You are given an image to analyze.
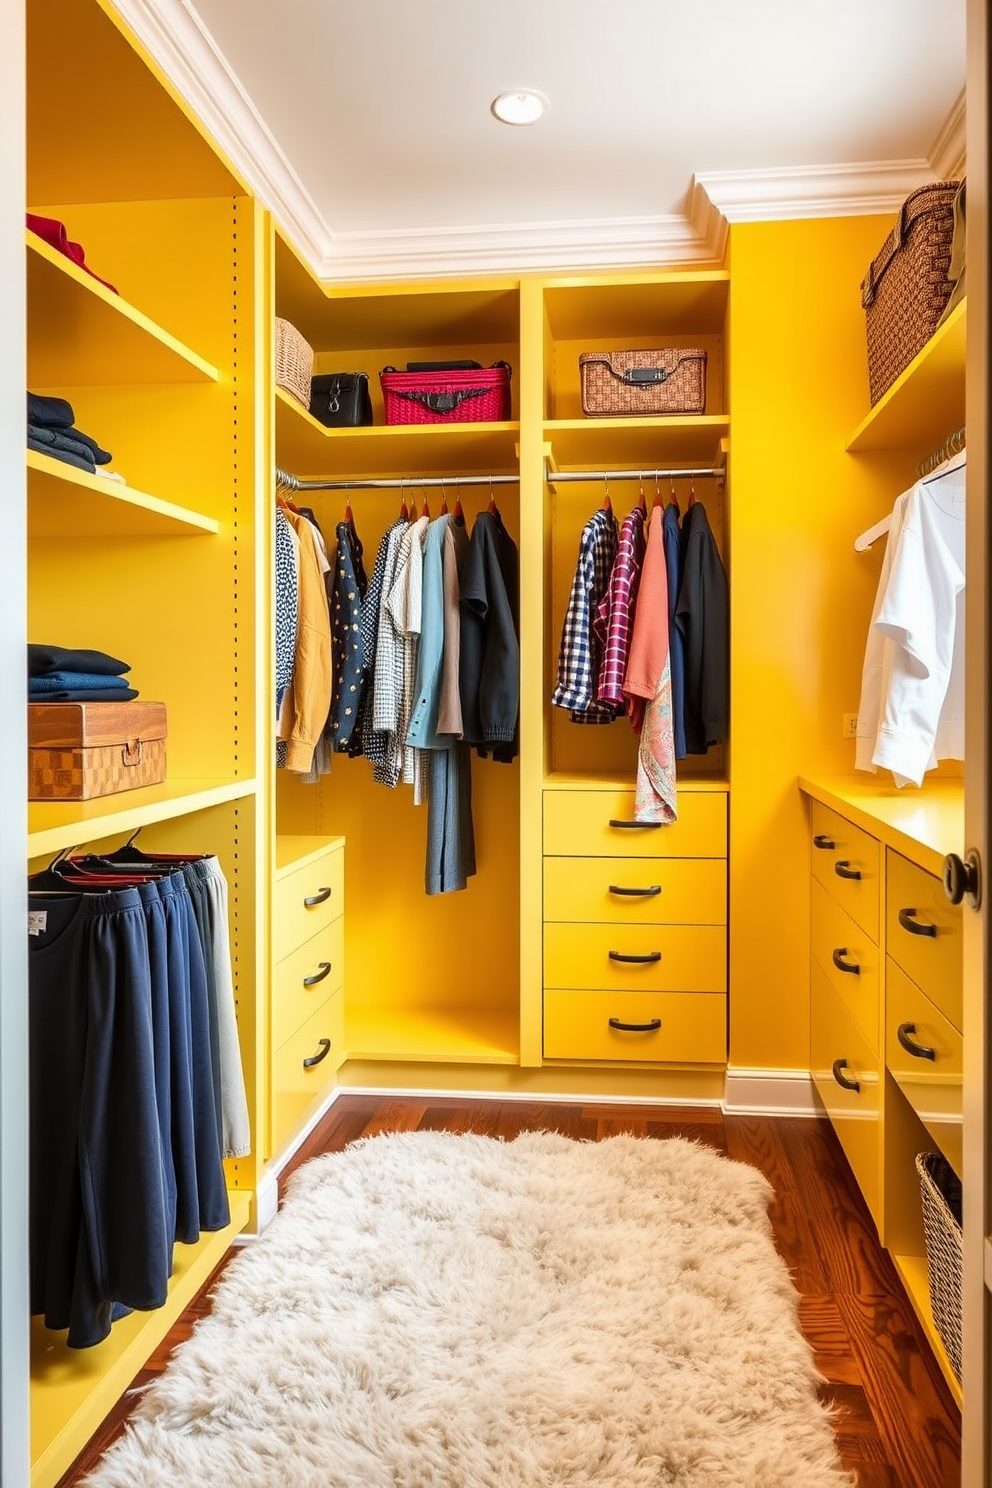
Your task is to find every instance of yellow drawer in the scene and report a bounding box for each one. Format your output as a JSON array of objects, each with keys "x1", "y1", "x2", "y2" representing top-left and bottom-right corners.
[
  {"x1": 810, "y1": 801, "x2": 880, "y2": 942},
  {"x1": 544, "y1": 990, "x2": 726, "y2": 1063},
  {"x1": 273, "y1": 844, "x2": 344, "y2": 961},
  {"x1": 543, "y1": 923, "x2": 726, "y2": 992},
  {"x1": 886, "y1": 850, "x2": 962, "y2": 1032},
  {"x1": 543, "y1": 790, "x2": 727, "y2": 859},
  {"x1": 272, "y1": 919, "x2": 345, "y2": 1051},
  {"x1": 543, "y1": 856, "x2": 726, "y2": 926},
  {"x1": 810, "y1": 878, "x2": 880, "y2": 1054},
  {"x1": 886, "y1": 958, "x2": 963, "y2": 1178},
  {"x1": 810, "y1": 961, "x2": 880, "y2": 1225},
  {"x1": 271, "y1": 991, "x2": 345, "y2": 1157}
]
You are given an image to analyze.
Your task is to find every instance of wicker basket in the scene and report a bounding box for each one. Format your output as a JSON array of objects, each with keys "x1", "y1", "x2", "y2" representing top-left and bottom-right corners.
[
  {"x1": 579, "y1": 349, "x2": 707, "y2": 417},
  {"x1": 275, "y1": 318, "x2": 314, "y2": 409},
  {"x1": 379, "y1": 363, "x2": 511, "y2": 425},
  {"x1": 915, "y1": 1151, "x2": 963, "y2": 1381},
  {"x1": 861, "y1": 182, "x2": 960, "y2": 406}
]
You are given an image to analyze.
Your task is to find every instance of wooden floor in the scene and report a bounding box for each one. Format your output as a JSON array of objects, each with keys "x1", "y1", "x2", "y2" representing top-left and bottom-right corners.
[{"x1": 57, "y1": 1097, "x2": 962, "y2": 1487}]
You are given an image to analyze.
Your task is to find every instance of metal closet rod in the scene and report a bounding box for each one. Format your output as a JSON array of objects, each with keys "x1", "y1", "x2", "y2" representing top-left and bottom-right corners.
[{"x1": 275, "y1": 463, "x2": 724, "y2": 493}]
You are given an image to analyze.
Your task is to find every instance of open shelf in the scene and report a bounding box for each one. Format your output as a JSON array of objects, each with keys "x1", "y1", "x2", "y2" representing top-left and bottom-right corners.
[
  {"x1": 345, "y1": 1004, "x2": 520, "y2": 1066},
  {"x1": 27, "y1": 450, "x2": 219, "y2": 538},
  {"x1": 847, "y1": 300, "x2": 966, "y2": 455},
  {"x1": 546, "y1": 416, "x2": 730, "y2": 471},
  {"x1": 28, "y1": 778, "x2": 257, "y2": 860},
  {"x1": 276, "y1": 387, "x2": 520, "y2": 479},
  {"x1": 890, "y1": 1251, "x2": 963, "y2": 1409},
  {"x1": 30, "y1": 1189, "x2": 250, "y2": 1488},
  {"x1": 27, "y1": 231, "x2": 220, "y2": 387},
  {"x1": 542, "y1": 271, "x2": 730, "y2": 340},
  {"x1": 275, "y1": 833, "x2": 346, "y2": 878}
]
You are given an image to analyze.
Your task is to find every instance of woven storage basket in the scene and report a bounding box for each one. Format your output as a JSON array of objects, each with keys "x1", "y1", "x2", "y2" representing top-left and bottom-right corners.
[
  {"x1": 579, "y1": 349, "x2": 707, "y2": 417},
  {"x1": 275, "y1": 318, "x2": 315, "y2": 408},
  {"x1": 915, "y1": 1151, "x2": 963, "y2": 1381},
  {"x1": 861, "y1": 182, "x2": 960, "y2": 406},
  {"x1": 379, "y1": 363, "x2": 511, "y2": 425}
]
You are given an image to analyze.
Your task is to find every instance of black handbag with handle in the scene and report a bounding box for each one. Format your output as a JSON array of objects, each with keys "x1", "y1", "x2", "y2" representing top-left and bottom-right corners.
[{"x1": 309, "y1": 372, "x2": 373, "y2": 428}]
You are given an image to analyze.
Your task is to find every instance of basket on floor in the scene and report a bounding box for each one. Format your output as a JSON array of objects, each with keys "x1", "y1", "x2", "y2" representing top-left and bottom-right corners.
[
  {"x1": 275, "y1": 317, "x2": 315, "y2": 409},
  {"x1": 915, "y1": 1150, "x2": 963, "y2": 1381}
]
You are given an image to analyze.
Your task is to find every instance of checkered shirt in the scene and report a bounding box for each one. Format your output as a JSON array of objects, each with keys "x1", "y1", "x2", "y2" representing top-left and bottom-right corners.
[
  {"x1": 551, "y1": 507, "x2": 619, "y2": 722},
  {"x1": 594, "y1": 505, "x2": 646, "y2": 708}
]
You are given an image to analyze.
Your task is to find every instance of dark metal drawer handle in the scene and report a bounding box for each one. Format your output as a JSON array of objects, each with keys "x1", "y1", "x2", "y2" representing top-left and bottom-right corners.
[
  {"x1": 302, "y1": 961, "x2": 332, "y2": 987},
  {"x1": 897, "y1": 907, "x2": 937, "y2": 938},
  {"x1": 304, "y1": 886, "x2": 332, "y2": 907},
  {"x1": 608, "y1": 1017, "x2": 662, "y2": 1032},
  {"x1": 608, "y1": 950, "x2": 662, "y2": 963},
  {"x1": 608, "y1": 884, "x2": 662, "y2": 897},
  {"x1": 835, "y1": 860, "x2": 862, "y2": 881},
  {"x1": 812, "y1": 834, "x2": 835, "y2": 850},
  {"x1": 302, "y1": 1037, "x2": 331, "y2": 1069},
  {"x1": 897, "y1": 1022, "x2": 936, "y2": 1061},
  {"x1": 831, "y1": 947, "x2": 860, "y2": 975},
  {"x1": 831, "y1": 1058, "x2": 861, "y2": 1093},
  {"x1": 608, "y1": 818, "x2": 662, "y2": 829}
]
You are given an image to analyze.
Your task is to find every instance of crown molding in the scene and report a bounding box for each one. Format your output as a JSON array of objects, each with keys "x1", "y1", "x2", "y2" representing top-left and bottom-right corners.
[
  {"x1": 929, "y1": 87, "x2": 966, "y2": 178},
  {"x1": 694, "y1": 158, "x2": 937, "y2": 224},
  {"x1": 108, "y1": 0, "x2": 332, "y2": 268}
]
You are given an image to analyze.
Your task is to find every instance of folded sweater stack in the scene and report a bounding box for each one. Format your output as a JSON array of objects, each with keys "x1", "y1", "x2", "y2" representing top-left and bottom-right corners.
[
  {"x1": 28, "y1": 644, "x2": 138, "y2": 702},
  {"x1": 28, "y1": 394, "x2": 117, "y2": 478}
]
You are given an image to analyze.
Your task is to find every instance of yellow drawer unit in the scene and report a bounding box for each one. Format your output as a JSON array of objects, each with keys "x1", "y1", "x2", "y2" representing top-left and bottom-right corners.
[
  {"x1": 886, "y1": 958, "x2": 963, "y2": 1178},
  {"x1": 273, "y1": 841, "x2": 344, "y2": 961},
  {"x1": 544, "y1": 990, "x2": 726, "y2": 1063},
  {"x1": 810, "y1": 878, "x2": 880, "y2": 1053},
  {"x1": 885, "y1": 850, "x2": 962, "y2": 1033},
  {"x1": 810, "y1": 961, "x2": 880, "y2": 1225},
  {"x1": 272, "y1": 918, "x2": 345, "y2": 1053},
  {"x1": 544, "y1": 923, "x2": 726, "y2": 993},
  {"x1": 809, "y1": 801, "x2": 880, "y2": 942},
  {"x1": 271, "y1": 990, "x2": 346, "y2": 1157},
  {"x1": 543, "y1": 856, "x2": 726, "y2": 926},
  {"x1": 543, "y1": 790, "x2": 727, "y2": 859}
]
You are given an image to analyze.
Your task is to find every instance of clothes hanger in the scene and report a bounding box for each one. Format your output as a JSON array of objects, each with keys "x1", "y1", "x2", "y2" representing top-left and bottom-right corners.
[
  {"x1": 453, "y1": 475, "x2": 465, "y2": 523},
  {"x1": 652, "y1": 471, "x2": 663, "y2": 510},
  {"x1": 638, "y1": 472, "x2": 647, "y2": 515},
  {"x1": 601, "y1": 474, "x2": 612, "y2": 513},
  {"x1": 853, "y1": 511, "x2": 894, "y2": 552},
  {"x1": 439, "y1": 477, "x2": 448, "y2": 516},
  {"x1": 687, "y1": 473, "x2": 697, "y2": 508},
  {"x1": 487, "y1": 473, "x2": 498, "y2": 515},
  {"x1": 422, "y1": 488, "x2": 431, "y2": 520},
  {"x1": 398, "y1": 477, "x2": 408, "y2": 522}
]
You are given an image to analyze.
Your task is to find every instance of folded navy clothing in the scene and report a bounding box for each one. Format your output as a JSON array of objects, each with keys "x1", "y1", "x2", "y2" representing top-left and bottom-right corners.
[
  {"x1": 30, "y1": 671, "x2": 132, "y2": 694},
  {"x1": 28, "y1": 644, "x2": 130, "y2": 677},
  {"x1": 61, "y1": 427, "x2": 111, "y2": 464},
  {"x1": 27, "y1": 392, "x2": 75, "y2": 429},
  {"x1": 28, "y1": 437, "x2": 95, "y2": 474},
  {"x1": 28, "y1": 687, "x2": 140, "y2": 702},
  {"x1": 28, "y1": 425, "x2": 111, "y2": 466}
]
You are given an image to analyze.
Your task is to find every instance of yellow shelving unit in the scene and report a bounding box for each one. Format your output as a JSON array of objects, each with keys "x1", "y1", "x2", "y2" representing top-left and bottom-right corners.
[
  {"x1": 27, "y1": 779, "x2": 258, "y2": 861},
  {"x1": 891, "y1": 1252, "x2": 963, "y2": 1408},
  {"x1": 346, "y1": 1005, "x2": 520, "y2": 1065},
  {"x1": 27, "y1": 450, "x2": 220, "y2": 538},
  {"x1": 545, "y1": 415, "x2": 730, "y2": 470},
  {"x1": 847, "y1": 299, "x2": 966, "y2": 453}
]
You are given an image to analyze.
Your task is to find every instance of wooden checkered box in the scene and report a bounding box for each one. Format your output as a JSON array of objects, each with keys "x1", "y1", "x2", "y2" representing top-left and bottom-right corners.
[{"x1": 28, "y1": 701, "x2": 167, "y2": 800}]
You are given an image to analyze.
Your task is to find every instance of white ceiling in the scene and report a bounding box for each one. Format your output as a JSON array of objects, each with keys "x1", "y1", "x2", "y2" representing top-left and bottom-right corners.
[{"x1": 134, "y1": 0, "x2": 967, "y2": 279}]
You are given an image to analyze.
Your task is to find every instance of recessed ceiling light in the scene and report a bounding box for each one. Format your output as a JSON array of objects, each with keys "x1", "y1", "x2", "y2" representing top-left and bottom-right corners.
[{"x1": 490, "y1": 90, "x2": 550, "y2": 126}]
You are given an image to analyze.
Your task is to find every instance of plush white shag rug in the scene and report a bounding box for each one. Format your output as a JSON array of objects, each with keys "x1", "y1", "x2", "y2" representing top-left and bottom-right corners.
[{"x1": 84, "y1": 1131, "x2": 853, "y2": 1487}]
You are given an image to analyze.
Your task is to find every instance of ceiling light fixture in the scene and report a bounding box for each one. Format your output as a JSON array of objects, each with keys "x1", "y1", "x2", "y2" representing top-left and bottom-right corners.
[{"x1": 490, "y1": 90, "x2": 550, "y2": 126}]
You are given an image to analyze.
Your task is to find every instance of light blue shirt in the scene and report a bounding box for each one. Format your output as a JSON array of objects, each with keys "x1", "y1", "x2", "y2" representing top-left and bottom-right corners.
[{"x1": 406, "y1": 514, "x2": 451, "y2": 750}]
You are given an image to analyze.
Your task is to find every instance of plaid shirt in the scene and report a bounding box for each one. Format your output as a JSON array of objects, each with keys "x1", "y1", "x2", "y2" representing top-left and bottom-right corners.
[
  {"x1": 594, "y1": 505, "x2": 646, "y2": 709},
  {"x1": 552, "y1": 507, "x2": 619, "y2": 722}
]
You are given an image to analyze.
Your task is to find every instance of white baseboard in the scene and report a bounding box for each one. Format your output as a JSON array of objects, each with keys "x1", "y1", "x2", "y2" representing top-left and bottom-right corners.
[
  {"x1": 722, "y1": 1068, "x2": 820, "y2": 1117},
  {"x1": 333, "y1": 1083, "x2": 723, "y2": 1108}
]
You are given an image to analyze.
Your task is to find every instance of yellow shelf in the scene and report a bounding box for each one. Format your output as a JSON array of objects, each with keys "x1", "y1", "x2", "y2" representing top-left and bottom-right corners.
[
  {"x1": 847, "y1": 300, "x2": 966, "y2": 454},
  {"x1": 27, "y1": 451, "x2": 220, "y2": 538},
  {"x1": 276, "y1": 387, "x2": 521, "y2": 479},
  {"x1": 30, "y1": 1190, "x2": 251, "y2": 1488},
  {"x1": 890, "y1": 1251, "x2": 963, "y2": 1409},
  {"x1": 797, "y1": 775, "x2": 963, "y2": 879},
  {"x1": 543, "y1": 270, "x2": 730, "y2": 340},
  {"x1": 28, "y1": 778, "x2": 257, "y2": 860},
  {"x1": 345, "y1": 1004, "x2": 520, "y2": 1065},
  {"x1": 545, "y1": 416, "x2": 730, "y2": 471},
  {"x1": 27, "y1": 230, "x2": 220, "y2": 386},
  {"x1": 275, "y1": 833, "x2": 346, "y2": 877}
]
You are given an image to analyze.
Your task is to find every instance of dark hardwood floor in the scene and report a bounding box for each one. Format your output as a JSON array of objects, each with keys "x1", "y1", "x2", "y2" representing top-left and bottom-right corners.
[{"x1": 57, "y1": 1098, "x2": 962, "y2": 1487}]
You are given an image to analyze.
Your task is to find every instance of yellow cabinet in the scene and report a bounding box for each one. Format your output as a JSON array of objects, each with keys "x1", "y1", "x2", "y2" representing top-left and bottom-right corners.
[
  {"x1": 810, "y1": 878, "x2": 881, "y2": 1052},
  {"x1": 271, "y1": 992, "x2": 346, "y2": 1157},
  {"x1": 272, "y1": 920, "x2": 345, "y2": 1053},
  {"x1": 544, "y1": 990, "x2": 726, "y2": 1063},
  {"x1": 810, "y1": 961, "x2": 880, "y2": 1225},
  {"x1": 543, "y1": 856, "x2": 726, "y2": 925},
  {"x1": 544, "y1": 923, "x2": 727, "y2": 993},
  {"x1": 543, "y1": 789, "x2": 727, "y2": 858},
  {"x1": 272, "y1": 842, "x2": 345, "y2": 962},
  {"x1": 810, "y1": 801, "x2": 880, "y2": 942},
  {"x1": 886, "y1": 958, "x2": 963, "y2": 1178},
  {"x1": 886, "y1": 850, "x2": 962, "y2": 1032}
]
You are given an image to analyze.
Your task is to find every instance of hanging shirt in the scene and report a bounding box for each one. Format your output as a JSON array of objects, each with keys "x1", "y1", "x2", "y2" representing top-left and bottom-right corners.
[
  {"x1": 552, "y1": 506, "x2": 618, "y2": 723},
  {"x1": 407, "y1": 514, "x2": 451, "y2": 751},
  {"x1": 351, "y1": 516, "x2": 407, "y2": 765},
  {"x1": 459, "y1": 510, "x2": 520, "y2": 761},
  {"x1": 856, "y1": 459, "x2": 966, "y2": 787},
  {"x1": 662, "y1": 501, "x2": 688, "y2": 760},
  {"x1": 594, "y1": 504, "x2": 645, "y2": 712},
  {"x1": 437, "y1": 518, "x2": 469, "y2": 738},
  {"x1": 370, "y1": 521, "x2": 410, "y2": 786},
  {"x1": 330, "y1": 518, "x2": 368, "y2": 752},
  {"x1": 623, "y1": 507, "x2": 677, "y2": 823},
  {"x1": 278, "y1": 508, "x2": 332, "y2": 774},
  {"x1": 386, "y1": 513, "x2": 430, "y2": 792},
  {"x1": 674, "y1": 501, "x2": 729, "y2": 754},
  {"x1": 274, "y1": 506, "x2": 298, "y2": 722}
]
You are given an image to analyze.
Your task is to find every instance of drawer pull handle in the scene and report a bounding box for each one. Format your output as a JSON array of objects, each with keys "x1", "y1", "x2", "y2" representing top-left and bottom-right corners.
[
  {"x1": 608, "y1": 884, "x2": 662, "y2": 897},
  {"x1": 303, "y1": 961, "x2": 332, "y2": 987},
  {"x1": 831, "y1": 1058, "x2": 861, "y2": 1093},
  {"x1": 608, "y1": 818, "x2": 662, "y2": 830},
  {"x1": 897, "y1": 1022, "x2": 936, "y2": 1061},
  {"x1": 831, "y1": 947, "x2": 860, "y2": 975},
  {"x1": 608, "y1": 950, "x2": 662, "y2": 963},
  {"x1": 302, "y1": 1037, "x2": 332, "y2": 1069},
  {"x1": 834, "y1": 860, "x2": 862, "y2": 881},
  {"x1": 812, "y1": 834, "x2": 835, "y2": 850},
  {"x1": 897, "y1": 907, "x2": 937, "y2": 938},
  {"x1": 608, "y1": 1017, "x2": 662, "y2": 1032},
  {"x1": 304, "y1": 886, "x2": 332, "y2": 907}
]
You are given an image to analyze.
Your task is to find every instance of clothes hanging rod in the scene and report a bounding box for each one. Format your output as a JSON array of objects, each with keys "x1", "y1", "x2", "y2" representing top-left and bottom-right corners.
[
  {"x1": 917, "y1": 424, "x2": 965, "y2": 479},
  {"x1": 546, "y1": 464, "x2": 725, "y2": 484},
  {"x1": 276, "y1": 462, "x2": 725, "y2": 493}
]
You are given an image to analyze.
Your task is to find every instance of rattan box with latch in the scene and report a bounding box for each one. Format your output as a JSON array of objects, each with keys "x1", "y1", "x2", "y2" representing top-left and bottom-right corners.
[{"x1": 579, "y1": 349, "x2": 707, "y2": 417}]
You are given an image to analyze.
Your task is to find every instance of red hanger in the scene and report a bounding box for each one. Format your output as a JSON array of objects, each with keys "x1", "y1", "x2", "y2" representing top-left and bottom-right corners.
[
  {"x1": 422, "y1": 492, "x2": 431, "y2": 519},
  {"x1": 637, "y1": 473, "x2": 647, "y2": 515},
  {"x1": 344, "y1": 499, "x2": 353, "y2": 524},
  {"x1": 688, "y1": 474, "x2": 698, "y2": 507},
  {"x1": 601, "y1": 475, "x2": 612, "y2": 513},
  {"x1": 439, "y1": 479, "x2": 448, "y2": 516}
]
